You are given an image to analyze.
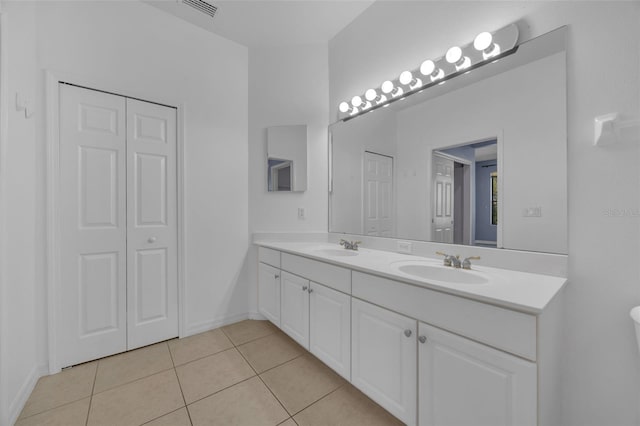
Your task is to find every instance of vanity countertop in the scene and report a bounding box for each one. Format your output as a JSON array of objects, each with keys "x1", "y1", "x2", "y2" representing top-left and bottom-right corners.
[{"x1": 254, "y1": 241, "x2": 567, "y2": 315}]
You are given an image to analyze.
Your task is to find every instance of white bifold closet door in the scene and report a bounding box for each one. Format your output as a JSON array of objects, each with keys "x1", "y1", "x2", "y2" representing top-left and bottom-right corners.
[{"x1": 58, "y1": 84, "x2": 178, "y2": 368}]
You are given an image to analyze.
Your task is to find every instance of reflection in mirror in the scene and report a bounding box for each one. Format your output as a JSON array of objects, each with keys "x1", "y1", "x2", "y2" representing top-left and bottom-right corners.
[
  {"x1": 432, "y1": 140, "x2": 498, "y2": 247},
  {"x1": 267, "y1": 125, "x2": 307, "y2": 192},
  {"x1": 329, "y1": 27, "x2": 567, "y2": 254}
]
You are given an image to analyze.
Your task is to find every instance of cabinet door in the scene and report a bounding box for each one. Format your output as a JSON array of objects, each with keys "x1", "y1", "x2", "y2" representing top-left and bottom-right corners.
[
  {"x1": 258, "y1": 262, "x2": 281, "y2": 326},
  {"x1": 280, "y1": 272, "x2": 310, "y2": 348},
  {"x1": 352, "y1": 298, "x2": 417, "y2": 425},
  {"x1": 309, "y1": 282, "x2": 351, "y2": 380},
  {"x1": 418, "y1": 322, "x2": 537, "y2": 426}
]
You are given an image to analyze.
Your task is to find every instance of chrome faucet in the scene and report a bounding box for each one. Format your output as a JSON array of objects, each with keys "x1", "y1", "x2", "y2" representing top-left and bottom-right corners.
[
  {"x1": 340, "y1": 239, "x2": 361, "y2": 251},
  {"x1": 436, "y1": 251, "x2": 459, "y2": 267}
]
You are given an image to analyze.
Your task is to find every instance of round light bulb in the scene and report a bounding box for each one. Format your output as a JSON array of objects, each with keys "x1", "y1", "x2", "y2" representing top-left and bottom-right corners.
[
  {"x1": 399, "y1": 71, "x2": 413, "y2": 86},
  {"x1": 381, "y1": 80, "x2": 394, "y2": 94},
  {"x1": 339, "y1": 102, "x2": 350, "y2": 113},
  {"x1": 474, "y1": 32, "x2": 493, "y2": 51},
  {"x1": 365, "y1": 89, "x2": 378, "y2": 102},
  {"x1": 351, "y1": 95, "x2": 363, "y2": 107},
  {"x1": 420, "y1": 60, "x2": 435, "y2": 76},
  {"x1": 446, "y1": 46, "x2": 462, "y2": 64}
]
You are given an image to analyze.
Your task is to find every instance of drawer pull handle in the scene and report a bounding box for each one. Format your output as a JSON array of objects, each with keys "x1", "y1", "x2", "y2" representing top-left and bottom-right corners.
[
  {"x1": 418, "y1": 335, "x2": 427, "y2": 344},
  {"x1": 302, "y1": 286, "x2": 308, "y2": 291},
  {"x1": 404, "y1": 329, "x2": 412, "y2": 338}
]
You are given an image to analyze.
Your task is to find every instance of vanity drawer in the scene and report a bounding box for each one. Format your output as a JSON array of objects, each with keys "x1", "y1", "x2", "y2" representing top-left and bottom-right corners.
[
  {"x1": 258, "y1": 247, "x2": 281, "y2": 268},
  {"x1": 281, "y1": 253, "x2": 351, "y2": 294},
  {"x1": 352, "y1": 271, "x2": 537, "y2": 361}
]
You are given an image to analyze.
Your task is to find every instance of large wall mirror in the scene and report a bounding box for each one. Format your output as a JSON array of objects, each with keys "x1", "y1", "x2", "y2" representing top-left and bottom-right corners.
[
  {"x1": 329, "y1": 27, "x2": 567, "y2": 254},
  {"x1": 267, "y1": 125, "x2": 308, "y2": 192}
]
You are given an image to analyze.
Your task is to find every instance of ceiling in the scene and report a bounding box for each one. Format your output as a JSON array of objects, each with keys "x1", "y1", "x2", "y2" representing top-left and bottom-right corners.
[{"x1": 145, "y1": 0, "x2": 375, "y2": 47}]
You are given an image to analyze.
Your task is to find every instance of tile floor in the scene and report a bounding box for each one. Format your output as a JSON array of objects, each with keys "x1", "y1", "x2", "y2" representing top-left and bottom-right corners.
[{"x1": 17, "y1": 320, "x2": 403, "y2": 426}]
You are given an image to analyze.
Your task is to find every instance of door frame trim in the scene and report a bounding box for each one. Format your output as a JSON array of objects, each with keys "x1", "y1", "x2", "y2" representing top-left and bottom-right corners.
[{"x1": 45, "y1": 70, "x2": 187, "y2": 373}]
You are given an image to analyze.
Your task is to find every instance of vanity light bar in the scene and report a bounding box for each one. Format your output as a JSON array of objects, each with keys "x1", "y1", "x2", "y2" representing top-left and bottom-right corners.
[{"x1": 337, "y1": 24, "x2": 519, "y2": 121}]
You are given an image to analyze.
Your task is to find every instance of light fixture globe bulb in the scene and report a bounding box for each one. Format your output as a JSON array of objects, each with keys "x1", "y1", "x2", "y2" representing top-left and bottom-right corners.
[
  {"x1": 365, "y1": 89, "x2": 377, "y2": 102},
  {"x1": 399, "y1": 71, "x2": 413, "y2": 86},
  {"x1": 420, "y1": 60, "x2": 435, "y2": 76},
  {"x1": 351, "y1": 95, "x2": 363, "y2": 107},
  {"x1": 446, "y1": 46, "x2": 462, "y2": 64},
  {"x1": 474, "y1": 32, "x2": 493, "y2": 51},
  {"x1": 381, "y1": 80, "x2": 394, "y2": 94},
  {"x1": 339, "y1": 102, "x2": 350, "y2": 113}
]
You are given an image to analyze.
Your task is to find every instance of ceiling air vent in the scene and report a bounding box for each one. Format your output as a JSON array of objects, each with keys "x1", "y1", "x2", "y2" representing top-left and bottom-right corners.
[{"x1": 182, "y1": 0, "x2": 218, "y2": 19}]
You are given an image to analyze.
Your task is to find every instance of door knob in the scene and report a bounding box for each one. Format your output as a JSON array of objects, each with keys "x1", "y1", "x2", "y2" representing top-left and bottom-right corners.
[
  {"x1": 147, "y1": 237, "x2": 157, "y2": 243},
  {"x1": 404, "y1": 329, "x2": 412, "y2": 337},
  {"x1": 418, "y1": 335, "x2": 427, "y2": 344},
  {"x1": 302, "y1": 286, "x2": 308, "y2": 291}
]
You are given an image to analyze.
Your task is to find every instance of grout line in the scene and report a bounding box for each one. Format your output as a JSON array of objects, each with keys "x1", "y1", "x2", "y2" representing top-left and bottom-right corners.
[
  {"x1": 140, "y1": 406, "x2": 188, "y2": 426},
  {"x1": 167, "y1": 344, "x2": 193, "y2": 426},
  {"x1": 171, "y1": 345, "x2": 235, "y2": 368},
  {"x1": 287, "y1": 383, "x2": 346, "y2": 418},
  {"x1": 184, "y1": 374, "x2": 258, "y2": 407},
  {"x1": 91, "y1": 365, "x2": 175, "y2": 397},
  {"x1": 85, "y1": 362, "x2": 99, "y2": 426},
  {"x1": 233, "y1": 340, "x2": 292, "y2": 417}
]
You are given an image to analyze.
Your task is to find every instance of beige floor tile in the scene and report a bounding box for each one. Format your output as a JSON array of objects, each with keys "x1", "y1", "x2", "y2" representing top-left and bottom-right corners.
[
  {"x1": 15, "y1": 398, "x2": 90, "y2": 426},
  {"x1": 260, "y1": 354, "x2": 345, "y2": 415},
  {"x1": 176, "y1": 348, "x2": 255, "y2": 404},
  {"x1": 19, "y1": 361, "x2": 97, "y2": 418},
  {"x1": 278, "y1": 418, "x2": 297, "y2": 426},
  {"x1": 222, "y1": 319, "x2": 278, "y2": 345},
  {"x1": 294, "y1": 384, "x2": 403, "y2": 426},
  {"x1": 188, "y1": 376, "x2": 288, "y2": 426},
  {"x1": 144, "y1": 407, "x2": 191, "y2": 426},
  {"x1": 168, "y1": 328, "x2": 233, "y2": 366},
  {"x1": 94, "y1": 342, "x2": 173, "y2": 393},
  {"x1": 88, "y1": 369, "x2": 184, "y2": 426},
  {"x1": 237, "y1": 331, "x2": 304, "y2": 373}
]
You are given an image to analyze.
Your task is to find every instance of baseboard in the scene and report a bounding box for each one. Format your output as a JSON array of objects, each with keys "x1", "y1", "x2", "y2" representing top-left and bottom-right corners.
[
  {"x1": 184, "y1": 312, "x2": 250, "y2": 337},
  {"x1": 248, "y1": 311, "x2": 266, "y2": 320},
  {"x1": 7, "y1": 363, "x2": 47, "y2": 426}
]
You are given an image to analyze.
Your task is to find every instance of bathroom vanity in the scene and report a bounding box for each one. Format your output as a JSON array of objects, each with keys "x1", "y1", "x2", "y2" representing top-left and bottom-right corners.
[{"x1": 255, "y1": 241, "x2": 566, "y2": 426}]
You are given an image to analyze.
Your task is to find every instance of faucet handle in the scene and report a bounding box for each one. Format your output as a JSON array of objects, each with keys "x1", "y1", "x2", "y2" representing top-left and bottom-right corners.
[
  {"x1": 462, "y1": 256, "x2": 480, "y2": 269},
  {"x1": 436, "y1": 251, "x2": 453, "y2": 266}
]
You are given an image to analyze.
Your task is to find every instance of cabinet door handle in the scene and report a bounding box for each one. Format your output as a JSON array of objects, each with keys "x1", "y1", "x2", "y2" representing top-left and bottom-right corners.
[
  {"x1": 302, "y1": 286, "x2": 308, "y2": 291},
  {"x1": 147, "y1": 236, "x2": 157, "y2": 243},
  {"x1": 418, "y1": 335, "x2": 427, "y2": 344},
  {"x1": 274, "y1": 274, "x2": 280, "y2": 279},
  {"x1": 404, "y1": 329, "x2": 412, "y2": 338},
  {"x1": 308, "y1": 288, "x2": 313, "y2": 293}
]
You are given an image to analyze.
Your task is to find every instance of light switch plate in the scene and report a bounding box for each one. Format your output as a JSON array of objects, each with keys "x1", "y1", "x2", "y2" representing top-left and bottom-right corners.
[
  {"x1": 523, "y1": 207, "x2": 542, "y2": 217},
  {"x1": 397, "y1": 241, "x2": 412, "y2": 254}
]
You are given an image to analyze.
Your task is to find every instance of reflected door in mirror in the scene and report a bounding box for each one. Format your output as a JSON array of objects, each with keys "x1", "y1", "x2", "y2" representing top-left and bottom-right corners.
[
  {"x1": 432, "y1": 154, "x2": 453, "y2": 243},
  {"x1": 364, "y1": 152, "x2": 393, "y2": 236}
]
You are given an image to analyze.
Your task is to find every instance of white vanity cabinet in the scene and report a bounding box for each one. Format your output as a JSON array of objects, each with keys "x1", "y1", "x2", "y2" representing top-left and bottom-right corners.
[
  {"x1": 257, "y1": 262, "x2": 281, "y2": 326},
  {"x1": 309, "y1": 282, "x2": 351, "y2": 380},
  {"x1": 351, "y1": 298, "x2": 417, "y2": 425},
  {"x1": 256, "y1": 245, "x2": 564, "y2": 426},
  {"x1": 418, "y1": 322, "x2": 537, "y2": 426},
  {"x1": 280, "y1": 271, "x2": 310, "y2": 347}
]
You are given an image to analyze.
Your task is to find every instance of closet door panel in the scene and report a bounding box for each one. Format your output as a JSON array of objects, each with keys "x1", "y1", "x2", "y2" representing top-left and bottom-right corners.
[
  {"x1": 58, "y1": 84, "x2": 127, "y2": 368},
  {"x1": 126, "y1": 98, "x2": 179, "y2": 350}
]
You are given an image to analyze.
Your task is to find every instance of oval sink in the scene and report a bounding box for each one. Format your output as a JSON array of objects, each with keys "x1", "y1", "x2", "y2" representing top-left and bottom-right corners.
[
  {"x1": 391, "y1": 261, "x2": 488, "y2": 285},
  {"x1": 312, "y1": 248, "x2": 359, "y2": 257}
]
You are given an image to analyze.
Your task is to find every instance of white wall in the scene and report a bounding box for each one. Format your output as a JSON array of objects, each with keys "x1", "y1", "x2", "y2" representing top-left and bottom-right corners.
[
  {"x1": 0, "y1": 1, "x2": 248, "y2": 424},
  {"x1": 329, "y1": 2, "x2": 640, "y2": 425},
  {"x1": 0, "y1": 2, "x2": 40, "y2": 424},
  {"x1": 247, "y1": 44, "x2": 329, "y2": 315}
]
